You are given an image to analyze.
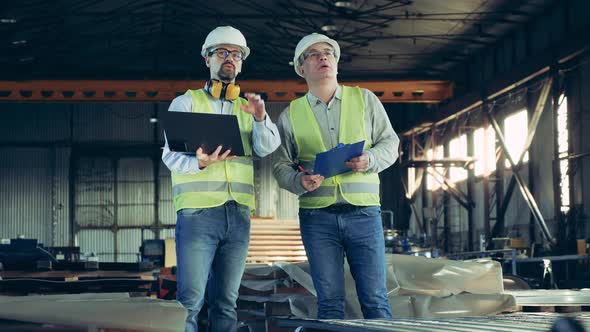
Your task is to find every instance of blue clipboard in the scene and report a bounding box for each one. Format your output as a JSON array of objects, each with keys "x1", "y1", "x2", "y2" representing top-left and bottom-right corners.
[{"x1": 313, "y1": 140, "x2": 365, "y2": 178}]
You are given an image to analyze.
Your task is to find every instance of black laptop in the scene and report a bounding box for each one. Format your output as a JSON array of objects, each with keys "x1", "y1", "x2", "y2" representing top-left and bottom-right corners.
[{"x1": 161, "y1": 111, "x2": 245, "y2": 156}]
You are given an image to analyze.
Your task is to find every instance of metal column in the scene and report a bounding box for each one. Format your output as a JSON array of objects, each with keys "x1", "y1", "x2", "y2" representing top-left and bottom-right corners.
[{"x1": 485, "y1": 78, "x2": 556, "y2": 245}]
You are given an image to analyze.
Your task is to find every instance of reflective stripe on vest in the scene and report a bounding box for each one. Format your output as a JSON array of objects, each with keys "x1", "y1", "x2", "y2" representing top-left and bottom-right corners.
[
  {"x1": 289, "y1": 86, "x2": 380, "y2": 208},
  {"x1": 170, "y1": 89, "x2": 255, "y2": 211}
]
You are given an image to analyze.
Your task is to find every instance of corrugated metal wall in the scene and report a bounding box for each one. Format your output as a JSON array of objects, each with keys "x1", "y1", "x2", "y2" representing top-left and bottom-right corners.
[
  {"x1": 75, "y1": 157, "x2": 115, "y2": 227},
  {"x1": 117, "y1": 158, "x2": 154, "y2": 227},
  {"x1": 72, "y1": 103, "x2": 154, "y2": 143},
  {"x1": 74, "y1": 156, "x2": 163, "y2": 261},
  {"x1": 502, "y1": 170, "x2": 533, "y2": 239},
  {"x1": 0, "y1": 104, "x2": 70, "y2": 142},
  {"x1": 257, "y1": 102, "x2": 299, "y2": 220},
  {"x1": 254, "y1": 157, "x2": 278, "y2": 218},
  {"x1": 0, "y1": 101, "x2": 168, "y2": 260},
  {"x1": 0, "y1": 148, "x2": 52, "y2": 245},
  {"x1": 0, "y1": 101, "x2": 71, "y2": 246},
  {"x1": 161, "y1": 228, "x2": 175, "y2": 239},
  {"x1": 53, "y1": 147, "x2": 71, "y2": 247},
  {"x1": 77, "y1": 229, "x2": 114, "y2": 262},
  {"x1": 158, "y1": 161, "x2": 175, "y2": 225},
  {"x1": 268, "y1": 103, "x2": 299, "y2": 220},
  {"x1": 116, "y1": 229, "x2": 154, "y2": 263},
  {"x1": 472, "y1": 177, "x2": 485, "y2": 249},
  {"x1": 447, "y1": 182, "x2": 468, "y2": 252}
]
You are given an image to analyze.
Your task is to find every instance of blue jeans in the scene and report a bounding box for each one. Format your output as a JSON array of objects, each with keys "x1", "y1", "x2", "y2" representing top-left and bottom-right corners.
[
  {"x1": 299, "y1": 205, "x2": 392, "y2": 319},
  {"x1": 175, "y1": 201, "x2": 250, "y2": 332}
]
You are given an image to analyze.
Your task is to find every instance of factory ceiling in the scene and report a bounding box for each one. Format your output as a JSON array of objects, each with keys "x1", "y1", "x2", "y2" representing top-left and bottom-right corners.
[{"x1": 0, "y1": 0, "x2": 555, "y2": 81}]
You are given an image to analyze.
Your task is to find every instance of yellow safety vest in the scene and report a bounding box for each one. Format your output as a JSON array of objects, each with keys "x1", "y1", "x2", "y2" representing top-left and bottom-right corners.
[
  {"x1": 171, "y1": 89, "x2": 255, "y2": 211},
  {"x1": 289, "y1": 86, "x2": 381, "y2": 208}
]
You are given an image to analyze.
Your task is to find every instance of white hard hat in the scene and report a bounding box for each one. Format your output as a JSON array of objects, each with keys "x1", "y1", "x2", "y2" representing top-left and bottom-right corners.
[
  {"x1": 201, "y1": 26, "x2": 250, "y2": 59},
  {"x1": 293, "y1": 33, "x2": 340, "y2": 77}
]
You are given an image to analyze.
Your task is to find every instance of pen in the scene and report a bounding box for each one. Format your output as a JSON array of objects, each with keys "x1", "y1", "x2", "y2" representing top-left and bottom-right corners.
[
  {"x1": 294, "y1": 163, "x2": 312, "y2": 175},
  {"x1": 297, "y1": 164, "x2": 306, "y2": 173}
]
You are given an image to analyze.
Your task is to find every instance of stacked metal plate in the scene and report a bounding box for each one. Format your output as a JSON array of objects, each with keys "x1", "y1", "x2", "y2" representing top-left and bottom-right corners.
[
  {"x1": 507, "y1": 289, "x2": 590, "y2": 306},
  {"x1": 277, "y1": 313, "x2": 590, "y2": 332}
]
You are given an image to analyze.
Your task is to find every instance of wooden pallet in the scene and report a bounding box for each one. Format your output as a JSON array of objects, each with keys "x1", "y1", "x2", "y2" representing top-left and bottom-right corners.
[{"x1": 247, "y1": 219, "x2": 307, "y2": 264}]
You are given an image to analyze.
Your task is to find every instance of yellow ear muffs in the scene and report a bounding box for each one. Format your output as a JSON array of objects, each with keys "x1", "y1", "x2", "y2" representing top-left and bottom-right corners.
[
  {"x1": 207, "y1": 79, "x2": 223, "y2": 99},
  {"x1": 205, "y1": 79, "x2": 241, "y2": 100},
  {"x1": 224, "y1": 83, "x2": 240, "y2": 100}
]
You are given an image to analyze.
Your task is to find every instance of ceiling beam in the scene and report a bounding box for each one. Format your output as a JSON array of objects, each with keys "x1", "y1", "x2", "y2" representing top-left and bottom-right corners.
[{"x1": 0, "y1": 80, "x2": 453, "y2": 103}]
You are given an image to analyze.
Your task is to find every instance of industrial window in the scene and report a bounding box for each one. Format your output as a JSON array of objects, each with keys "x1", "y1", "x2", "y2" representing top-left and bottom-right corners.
[
  {"x1": 474, "y1": 125, "x2": 496, "y2": 176},
  {"x1": 74, "y1": 157, "x2": 157, "y2": 262},
  {"x1": 426, "y1": 146, "x2": 444, "y2": 191},
  {"x1": 503, "y1": 109, "x2": 529, "y2": 168},
  {"x1": 557, "y1": 94, "x2": 570, "y2": 213},
  {"x1": 449, "y1": 134, "x2": 467, "y2": 183}
]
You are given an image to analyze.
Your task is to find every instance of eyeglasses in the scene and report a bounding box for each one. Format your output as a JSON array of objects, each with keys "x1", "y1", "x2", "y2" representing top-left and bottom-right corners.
[
  {"x1": 208, "y1": 48, "x2": 244, "y2": 61},
  {"x1": 303, "y1": 49, "x2": 336, "y2": 61}
]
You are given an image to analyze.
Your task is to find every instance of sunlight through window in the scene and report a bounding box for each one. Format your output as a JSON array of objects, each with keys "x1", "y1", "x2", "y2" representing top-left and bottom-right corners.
[
  {"x1": 474, "y1": 126, "x2": 496, "y2": 176},
  {"x1": 426, "y1": 146, "x2": 444, "y2": 191},
  {"x1": 557, "y1": 94, "x2": 570, "y2": 213},
  {"x1": 449, "y1": 134, "x2": 467, "y2": 183},
  {"x1": 503, "y1": 109, "x2": 529, "y2": 168}
]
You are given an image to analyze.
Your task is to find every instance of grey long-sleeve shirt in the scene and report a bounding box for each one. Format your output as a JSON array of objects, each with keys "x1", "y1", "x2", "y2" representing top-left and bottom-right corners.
[{"x1": 272, "y1": 85, "x2": 400, "y2": 197}]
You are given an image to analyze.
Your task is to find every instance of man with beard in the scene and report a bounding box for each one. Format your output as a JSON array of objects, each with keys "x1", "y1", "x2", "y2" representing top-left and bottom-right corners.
[
  {"x1": 162, "y1": 26, "x2": 280, "y2": 332},
  {"x1": 272, "y1": 33, "x2": 398, "y2": 319}
]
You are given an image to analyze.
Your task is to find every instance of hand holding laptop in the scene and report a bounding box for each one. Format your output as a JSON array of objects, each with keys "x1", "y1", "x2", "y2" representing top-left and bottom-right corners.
[
  {"x1": 196, "y1": 145, "x2": 237, "y2": 169},
  {"x1": 161, "y1": 112, "x2": 246, "y2": 156}
]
